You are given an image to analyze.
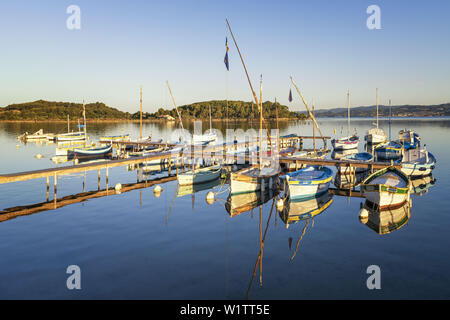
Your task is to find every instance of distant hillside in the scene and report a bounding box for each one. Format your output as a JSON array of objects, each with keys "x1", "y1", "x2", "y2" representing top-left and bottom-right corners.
[
  {"x1": 0, "y1": 100, "x2": 130, "y2": 120},
  {"x1": 314, "y1": 103, "x2": 450, "y2": 117},
  {"x1": 131, "y1": 100, "x2": 304, "y2": 120}
]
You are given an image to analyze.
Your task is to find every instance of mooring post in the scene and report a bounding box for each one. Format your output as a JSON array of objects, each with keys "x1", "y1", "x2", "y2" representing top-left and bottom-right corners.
[
  {"x1": 46, "y1": 176, "x2": 49, "y2": 202},
  {"x1": 106, "y1": 165, "x2": 109, "y2": 192},
  {"x1": 53, "y1": 172, "x2": 57, "y2": 208},
  {"x1": 98, "y1": 169, "x2": 101, "y2": 190}
]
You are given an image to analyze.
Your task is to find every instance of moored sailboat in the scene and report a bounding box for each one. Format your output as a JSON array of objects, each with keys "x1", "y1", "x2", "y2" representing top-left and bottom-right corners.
[
  {"x1": 364, "y1": 88, "x2": 387, "y2": 144},
  {"x1": 177, "y1": 164, "x2": 222, "y2": 186},
  {"x1": 332, "y1": 91, "x2": 359, "y2": 150}
]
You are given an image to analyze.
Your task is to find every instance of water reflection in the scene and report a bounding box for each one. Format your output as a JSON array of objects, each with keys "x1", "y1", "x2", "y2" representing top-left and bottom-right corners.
[
  {"x1": 225, "y1": 189, "x2": 277, "y2": 217},
  {"x1": 359, "y1": 200, "x2": 411, "y2": 235},
  {"x1": 411, "y1": 174, "x2": 436, "y2": 196}
]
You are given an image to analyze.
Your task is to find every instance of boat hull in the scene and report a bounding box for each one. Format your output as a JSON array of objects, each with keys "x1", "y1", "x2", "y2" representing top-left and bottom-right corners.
[
  {"x1": 230, "y1": 166, "x2": 280, "y2": 195},
  {"x1": 177, "y1": 165, "x2": 222, "y2": 186},
  {"x1": 331, "y1": 136, "x2": 359, "y2": 150}
]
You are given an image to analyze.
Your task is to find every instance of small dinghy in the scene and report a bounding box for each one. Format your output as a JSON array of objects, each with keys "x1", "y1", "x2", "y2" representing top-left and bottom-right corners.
[
  {"x1": 331, "y1": 148, "x2": 358, "y2": 160},
  {"x1": 361, "y1": 167, "x2": 411, "y2": 209},
  {"x1": 68, "y1": 145, "x2": 113, "y2": 159},
  {"x1": 177, "y1": 164, "x2": 222, "y2": 186},
  {"x1": 284, "y1": 166, "x2": 333, "y2": 201},
  {"x1": 374, "y1": 141, "x2": 403, "y2": 160},
  {"x1": 339, "y1": 152, "x2": 374, "y2": 174},
  {"x1": 56, "y1": 131, "x2": 87, "y2": 142},
  {"x1": 279, "y1": 191, "x2": 333, "y2": 227},
  {"x1": 401, "y1": 148, "x2": 436, "y2": 177},
  {"x1": 331, "y1": 135, "x2": 359, "y2": 150}
]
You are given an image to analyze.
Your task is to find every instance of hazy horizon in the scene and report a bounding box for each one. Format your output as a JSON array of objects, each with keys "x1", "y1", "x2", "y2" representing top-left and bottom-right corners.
[{"x1": 1, "y1": 0, "x2": 449, "y2": 113}]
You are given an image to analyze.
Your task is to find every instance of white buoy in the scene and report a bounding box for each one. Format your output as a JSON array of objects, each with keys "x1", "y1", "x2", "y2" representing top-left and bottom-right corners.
[
  {"x1": 74, "y1": 158, "x2": 79, "y2": 165},
  {"x1": 276, "y1": 198, "x2": 284, "y2": 211},
  {"x1": 206, "y1": 191, "x2": 215, "y2": 205},
  {"x1": 154, "y1": 185, "x2": 163, "y2": 198},
  {"x1": 359, "y1": 208, "x2": 369, "y2": 224},
  {"x1": 34, "y1": 153, "x2": 43, "y2": 159},
  {"x1": 115, "y1": 183, "x2": 122, "y2": 192}
]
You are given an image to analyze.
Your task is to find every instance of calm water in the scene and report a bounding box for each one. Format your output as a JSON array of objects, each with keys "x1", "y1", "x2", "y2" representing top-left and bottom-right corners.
[{"x1": 0, "y1": 118, "x2": 449, "y2": 299}]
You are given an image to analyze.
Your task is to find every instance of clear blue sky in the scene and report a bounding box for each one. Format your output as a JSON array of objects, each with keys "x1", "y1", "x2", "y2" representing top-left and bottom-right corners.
[{"x1": 0, "y1": 0, "x2": 449, "y2": 112}]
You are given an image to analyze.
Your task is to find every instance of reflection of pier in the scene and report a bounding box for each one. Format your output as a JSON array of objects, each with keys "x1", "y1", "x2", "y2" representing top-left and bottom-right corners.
[{"x1": 0, "y1": 176, "x2": 177, "y2": 224}]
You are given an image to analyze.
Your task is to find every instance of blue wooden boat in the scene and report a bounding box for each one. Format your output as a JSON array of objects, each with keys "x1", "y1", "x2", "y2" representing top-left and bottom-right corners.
[
  {"x1": 340, "y1": 152, "x2": 374, "y2": 173},
  {"x1": 68, "y1": 145, "x2": 113, "y2": 159},
  {"x1": 284, "y1": 166, "x2": 333, "y2": 201},
  {"x1": 374, "y1": 141, "x2": 403, "y2": 160},
  {"x1": 401, "y1": 149, "x2": 436, "y2": 177}
]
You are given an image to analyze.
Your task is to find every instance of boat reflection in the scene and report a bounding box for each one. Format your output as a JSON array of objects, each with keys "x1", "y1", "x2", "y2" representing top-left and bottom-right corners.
[
  {"x1": 410, "y1": 174, "x2": 436, "y2": 195},
  {"x1": 331, "y1": 148, "x2": 358, "y2": 160},
  {"x1": 177, "y1": 179, "x2": 222, "y2": 197},
  {"x1": 279, "y1": 191, "x2": 333, "y2": 227},
  {"x1": 334, "y1": 171, "x2": 369, "y2": 189},
  {"x1": 225, "y1": 189, "x2": 277, "y2": 217},
  {"x1": 359, "y1": 199, "x2": 411, "y2": 235}
]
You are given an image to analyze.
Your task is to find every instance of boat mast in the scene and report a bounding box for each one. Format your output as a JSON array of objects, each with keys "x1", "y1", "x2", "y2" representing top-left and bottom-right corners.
[
  {"x1": 275, "y1": 97, "x2": 279, "y2": 152},
  {"x1": 347, "y1": 90, "x2": 350, "y2": 137},
  {"x1": 209, "y1": 105, "x2": 212, "y2": 132},
  {"x1": 376, "y1": 88, "x2": 379, "y2": 129},
  {"x1": 67, "y1": 114, "x2": 70, "y2": 133},
  {"x1": 166, "y1": 81, "x2": 184, "y2": 130},
  {"x1": 259, "y1": 75, "x2": 263, "y2": 170},
  {"x1": 389, "y1": 99, "x2": 392, "y2": 141},
  {"x1": 312, "y1": 100, "x2": 316, "y2": 156},
  {"x1": 140, "y1": 85, "x2": 143, "y2": 140},
  {"x1": 82, "y1": 100, "x2": 87, "y2": 145}
]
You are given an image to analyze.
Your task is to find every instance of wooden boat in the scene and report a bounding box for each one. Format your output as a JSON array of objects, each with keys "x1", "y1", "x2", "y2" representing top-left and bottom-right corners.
[
  {"x1": 361, "y1": 167, "x2": 411, "y2": 209},
  {"x1": 279, "y1": 191, "x2": 333, "y2": 226},
  {"x1": 230, "y1": 165, "x2": 280, "y2": 195},
  {"x1": 225, "y1": 189, "x2": 275, "y2": 217},
  {"x1": 99, "y1": 134, "x2": 130, "y2": 142},
  {"x1": 284, "y1": 166, "x2": 333, "y2": 201},
  {"x1": 332, "y1": 91, "x2": 359, "y2": 150},
  {"x1": 331, "y1": 135, "x2": 359, "y2": 150},
  {"x1": 192, "y1": 106, "x2": 217, "y2": 145},
  {"x1": 398, "y1": 129, "x2": 420, "y2": 150},
  {"x1": 331, "y1": 148, "x2": 358, "y2": 160},
  {"x1": 56, "y1": 131, "x2": 86, "y2": 142},
  {"x1": 56, "y1": 142, "x2": 96, "y2": 156},
  {"x1": 410, "y1": 175, "x2": 435, "y2": 195},
  {"x1": 339, "y1": 152, "x2": 374, "y2": 174},
  {"x1": 401, "y1": 148, "x2": 436, "y2": 177},
  {"x1": 18, "y1": 129, "x2": 51, "y2": 140},
  {"x1": 177, "y1": 164, "x2": 222, "y2": 186},
  {"x1": 359, "y1": 199, "x2": 411, "y2": 235},
  {"x1": 374, "y1": 141, "x2": 403, "y2": 160},
  {"x1": 68, "y1": 145, "x2": 113, "y2": 159},
  {"x1": 364, "y1": 89, "x2": 387, "y2": 144}
]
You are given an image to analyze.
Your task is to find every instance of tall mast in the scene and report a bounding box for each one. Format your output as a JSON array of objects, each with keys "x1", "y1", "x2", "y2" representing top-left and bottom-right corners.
[
  {"x1": 259, "y1": 75, "x2": 263, "y2": 170},
  {"x1": 312, "y1": 100, "x2": 316, "y2": 155},
  {"x1": 166, "y1": 81, "x2": 184, "y2": 130},
  {"x1": 67, "y1": 114, "x2": 70, "y2": 133},
  {"x1": 140, "y1": 86, "x2": 143, "y2": 140},
  {"x1": 347, "y1": 90, "x2": 350, "y2": 137},
  {"x1": 389, "y1": 99, "x2": 392, "y2": 141},
  {"x1": 82, "y1": 100, "x2": 86, "y2": 145},
  {"x1": 376, "y1": 88, "x2": 379, "y2": 129},
  {"x1": 209, "y1": 105, "x2": 212, "y2": 132},
  {"x1": 275, "y1": 98, "x2": 279, "y2": 152}
]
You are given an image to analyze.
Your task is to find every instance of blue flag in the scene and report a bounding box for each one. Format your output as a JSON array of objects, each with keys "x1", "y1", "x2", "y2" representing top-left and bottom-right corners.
[
  {"x1": 224, "y1": 37, "x2": 229, "y2": 71},
  {"x1": 288, "y1": 89, "x2": 293, "y2": 102}
]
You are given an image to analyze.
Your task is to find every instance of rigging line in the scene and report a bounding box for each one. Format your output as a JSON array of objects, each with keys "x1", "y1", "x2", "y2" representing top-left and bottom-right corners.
[
  {"x1": 165, "y1": 183, "x2": 179, "y2": 226},
  {"x1": 290, "y1": 219, "x2": 310, "y2": 261}
]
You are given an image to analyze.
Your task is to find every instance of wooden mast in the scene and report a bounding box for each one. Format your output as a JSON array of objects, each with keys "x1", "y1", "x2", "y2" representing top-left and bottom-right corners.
[
  {"x1": 140, "y1": 86, "x2": 143, "y2": 140},
  {"x1": 82, "y1": 100, "x2": 87, "y2": 146},
  {"x1": 259, "y1": 75, "x2": 263, "y2": 170},
  {"x1": 166, "y1": 81, "x2": 184, "y2": 130},
  {"x1": 275, "y1": 98, "x2": 279, "y2": 152},
  {"x1": 376, "y1": 88, "x2": 379, "y2": 129},
  {"x1": 209, "y1": 105, "x2": 212, "y2": 132},
  {"x1": 312, "y1": 101, "x2": 316, "y2": 156},
  {"x1": 67, "y1": 114, "x2": 70, "y2": 133},
  {"x1": 347, "y1": 90, "x2": 350, "y2": 137}
]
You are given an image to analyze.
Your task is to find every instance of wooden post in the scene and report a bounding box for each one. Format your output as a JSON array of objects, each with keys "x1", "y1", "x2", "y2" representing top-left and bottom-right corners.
[
  {"x1": 106, "y1": 166, "x2": 109, "y2": 192},
  {"x1": 98, "y1": 169, "x2": 100, "y2": 190},
  {"x1": 54, "y1": 173, "x2": 57, "y2": 208},
  {"x1": 46, "y1": 176, "x2": 49, "y2": 202}
]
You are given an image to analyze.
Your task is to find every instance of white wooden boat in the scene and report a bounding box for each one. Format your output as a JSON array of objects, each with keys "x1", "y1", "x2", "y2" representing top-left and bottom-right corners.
[
  {"x1": 401, "y1": 148, "x2": 435, "y2": 177},
  {"x1": 56, "y1": 131, "x2": 86, "y2": 142},
  {"x1": 359, "y1": 199, "x2": 411, "y2": 235},
  {"x1": 177, "y1": 164, "x2": 222, "y2": 186},
  {"x1": 361, "y1": 167, "x2": 411, "y2": 209},
  {"x1": 374, "y1": 141, "x2": 403, "y2": 160},
  {"x1": 56, "y1": 141, "x2": 96, "y2": 156},
  {"x1": 18, "y1": 129, "x2": 51, "y2": 140},
  {"x1": 398, "y1": 129, "x2": 420, "y2": 150},
  {"x1": 331, "y1": 135, "x2": 359, "y2": 150},
  {"x1": 331, "y1": 148, "x2": 358, "y2": 160},
  {"x1": 230, "y1": 165, "x2": 280, "y2": 195},
  {"x1": 284, "y1": 166, "x2": 333, "y2": 201},
  {"x1": 279, "y1": 191, "x2": 333, "y2": 226}
]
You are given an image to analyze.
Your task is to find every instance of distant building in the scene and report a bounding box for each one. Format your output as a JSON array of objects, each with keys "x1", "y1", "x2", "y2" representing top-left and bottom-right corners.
[{"x1": 159, "y1": 114, "x2": 175, "y2": 121}]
